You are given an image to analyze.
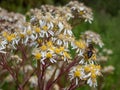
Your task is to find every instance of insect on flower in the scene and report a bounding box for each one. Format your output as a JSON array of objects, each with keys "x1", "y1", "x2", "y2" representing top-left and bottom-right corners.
[{"x1": 84, "y1": 43, "x2": 96, "y2": 60}]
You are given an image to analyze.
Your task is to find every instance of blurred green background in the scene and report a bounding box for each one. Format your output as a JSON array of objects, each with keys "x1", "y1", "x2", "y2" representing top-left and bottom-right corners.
[{"x1": 0, "y1": 0, "x2": 120, "y2": 90}]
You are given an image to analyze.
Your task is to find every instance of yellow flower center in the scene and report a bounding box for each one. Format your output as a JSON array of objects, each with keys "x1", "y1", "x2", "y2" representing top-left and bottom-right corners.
[
  {"x1": 6, "y1": 36, "x2": 13, "y2": 42},
  {"x1": 35, "y1": 27, "x2": 41, "y2": 33},
  {"x1": 84, "y1": 66, "x2": 90, "y2": 72},
  {"x1": 74, "y1": 70, "x2": 81, "y2": 77},
  {"x1": 42, "y1": 26, "x2": 48, "y2": 31},
  {"x1": 34, "y1": 53, "x2": 41, "y2": 60},
  {"x1": 60, "y1": 46, "x2": 65, "y2": 51},
  {"x1": 11, "y1": 34, "x2": 16, "y2": 38},
  {"x1": 96, "y1": 65, "x2": 101, "y2": 70},
  {"x1": 91, "y1": 73, "x2": 96, "y2": 79},
  {"x1": 91, "y1": 73, "x2": 97, "y2": 83},
  {"x1": 91, "y1": 54, "x2": 96, "y2": 60},
  {"x1": 46, "y1": 52, "x2": 52, "y2": 58},
  {"x1": 47, "y1": 41, "x2": 53, "y2": 47},
  {"x1": 2, "y1": 32, "x2": 8, "y2": 37},
  {"x1": 20, "y1": 33, "x2": 25, "y2": 38},
  {"x1": 55, "y1": 48, "x2": 61, "y2": 54},
  {"x1": 53, "y1": 26, "x2": 58, "y2": 31},
  {"x1": 75, "y1": 40, "x2": 86, "y2": 49},
  {"x1": 6, "y1": 34, "x2": 16, "y2": 42},
  {"x1": 40, "y1": 45, "x2": 47, "y2": 51},
  {"x1": 27, "y1": 30, "x2": 32, "y2": 35},
  {"x1": 63, "y1": 52, "x2": 71, "y2": 59},
  {"x1": 37, "y1": 39, "x2": 42, "y2": 44},
  {"x1": 90, "y1": 64, "x2": 95, "y2": 69},
  {"x1": 49, "y1": 47, "x2": 54, "y2": 51},
  {"x1": 79, "y1": 11, "x2": 84, "y2": 15}
]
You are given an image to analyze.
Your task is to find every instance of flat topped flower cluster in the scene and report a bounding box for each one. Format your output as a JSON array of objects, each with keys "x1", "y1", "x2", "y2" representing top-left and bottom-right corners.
[{"x1": 0, "y1": 1, "x2": 104, "y2": 89}]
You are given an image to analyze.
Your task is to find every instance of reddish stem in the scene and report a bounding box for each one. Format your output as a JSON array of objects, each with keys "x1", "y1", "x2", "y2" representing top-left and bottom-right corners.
[
  {"x1": 46, "y1": 56, "x2": 80, "y2": 90},
  {"x1": 21, "y1": 69, "x2": 37, "y2": 88}
]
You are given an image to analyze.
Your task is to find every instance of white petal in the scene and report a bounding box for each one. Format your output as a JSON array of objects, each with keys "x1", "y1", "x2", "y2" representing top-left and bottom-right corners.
[
  {"x1": 0, "y1": 50, "x2": 6, "y2": 54},
  {"x1": 39, "y1": 20, "x2": 46, "y2": 27},
  {"x1": 48, "y1": 30, "x2": 54, "y2": 36},
  {"x1": 58, "y1": 22, "x2": 64, "y2": 31}
]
